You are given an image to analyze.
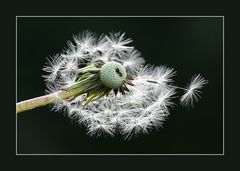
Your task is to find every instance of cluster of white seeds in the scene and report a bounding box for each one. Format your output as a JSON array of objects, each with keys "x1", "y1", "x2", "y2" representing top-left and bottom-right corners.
[{"x1": 43, "y1": 31, "x2": 207, "y2": 139}]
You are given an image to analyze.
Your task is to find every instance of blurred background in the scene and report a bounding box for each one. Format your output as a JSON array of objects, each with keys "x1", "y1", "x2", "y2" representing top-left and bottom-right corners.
[{"x1": 17, "y1": 17, "x2": 223, "y2": 154}]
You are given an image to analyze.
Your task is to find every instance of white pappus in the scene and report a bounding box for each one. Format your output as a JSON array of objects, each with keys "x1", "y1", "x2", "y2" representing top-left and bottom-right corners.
[{"x1": 43, "y1": 31, "x2": 208, "y2": 139}]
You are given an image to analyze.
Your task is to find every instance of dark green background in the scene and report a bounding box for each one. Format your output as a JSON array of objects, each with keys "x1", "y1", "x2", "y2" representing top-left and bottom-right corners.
[{"x1": 17, "y1": 17, "x2": 223, "y2": 154}]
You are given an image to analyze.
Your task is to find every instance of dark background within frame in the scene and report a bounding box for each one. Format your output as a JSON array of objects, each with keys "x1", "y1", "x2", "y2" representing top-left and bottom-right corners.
[{"x1": 17, "y1": 17, "x2": 223, "y2": 154}]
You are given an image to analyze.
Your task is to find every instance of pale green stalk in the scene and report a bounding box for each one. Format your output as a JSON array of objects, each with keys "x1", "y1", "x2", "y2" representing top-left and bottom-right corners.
[{"x1": 16, "y1": 87, "x2": 82, "y2": 113}]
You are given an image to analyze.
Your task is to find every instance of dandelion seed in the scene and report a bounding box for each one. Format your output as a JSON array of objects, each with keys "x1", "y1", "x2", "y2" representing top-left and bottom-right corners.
[
  {"x1": 120, "y1": 49, "x2": 145, "y2": 74},
  {"x1": 105, "y1": 32, "x2": 133, "y2": 57},
  {"x1": 42, "y1": 54, "x2": 63, "y2": 82},
  {"x1": 180, "y1": 74, "x2": 208, "y2": 107}
]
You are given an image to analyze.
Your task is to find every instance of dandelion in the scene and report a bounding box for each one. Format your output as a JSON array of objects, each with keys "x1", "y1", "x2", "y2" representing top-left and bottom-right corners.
[{"x1": 16, "y1": 31, "x2": 208, "y2": 139}]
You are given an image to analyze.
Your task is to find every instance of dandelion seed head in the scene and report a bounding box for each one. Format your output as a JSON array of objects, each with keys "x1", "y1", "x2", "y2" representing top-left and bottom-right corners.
[{"x1": 43, "y1": 31, "x2": 208, "y2": 139}]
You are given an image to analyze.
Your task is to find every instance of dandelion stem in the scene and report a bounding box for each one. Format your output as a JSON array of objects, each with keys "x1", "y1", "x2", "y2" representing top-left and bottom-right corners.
[{"x1": 16, "y1": 87, "x2": 82, "y2": 113}]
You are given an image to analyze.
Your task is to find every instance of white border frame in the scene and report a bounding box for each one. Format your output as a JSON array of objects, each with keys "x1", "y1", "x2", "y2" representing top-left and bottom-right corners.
[{"x1": 16, "y1": 16, "x2": 224, "y2": 156}]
